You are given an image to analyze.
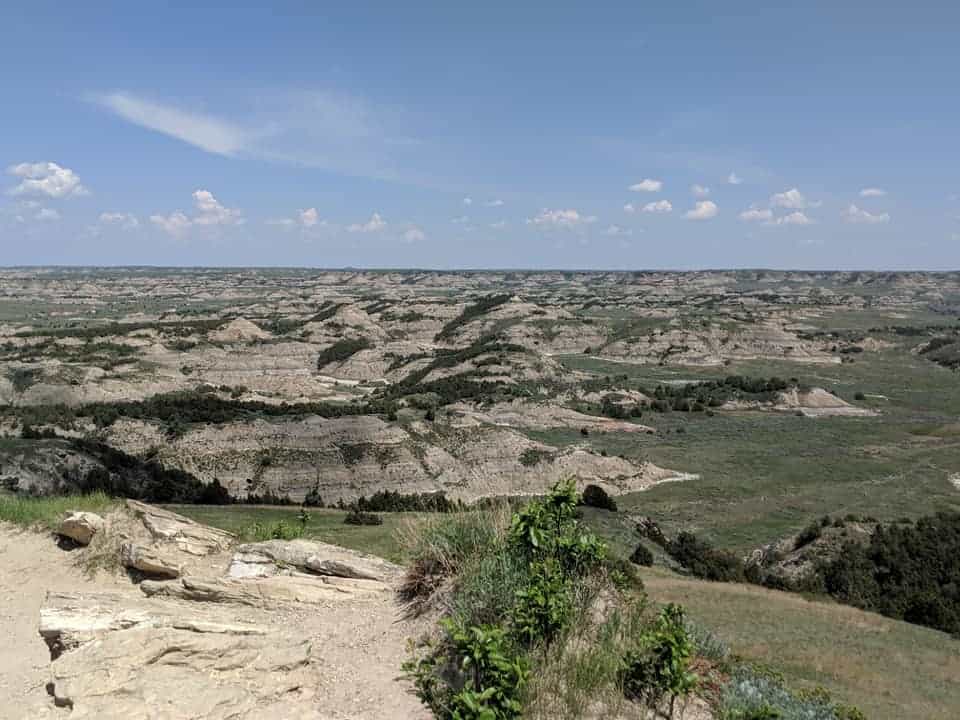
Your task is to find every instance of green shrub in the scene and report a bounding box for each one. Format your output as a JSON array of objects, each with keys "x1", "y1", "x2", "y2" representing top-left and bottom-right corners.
[
  {"x1": 667, "y1": 532, "x2": 744, "y2": 582},
  {"x1": 404, "y1": 619, "x2": 528, "y2": 720},
  {"x1": 316, "y1": 337, "x2": 372, "y2": 369},
  {"x1": 620, "y1": 604, "x2": 698, "y2": 714},
  {"x1": 344, "y1": 509, "x2": 383, "y2": 526},
  {"x1": 511, "y1": 559, "x2": 572, "y2": 647},
  {"x1": 629, "y1": 543, "x2": 654, "y2": 567},
  {"x1": 820, "y1": 512, "x2": 960, "y2": 635},
  {"x1": 580, "y1": 484, "x2": 617, "y2": 512},
  {"x1": 242, "y1": 520, "x2": 304, "y2": 541}
]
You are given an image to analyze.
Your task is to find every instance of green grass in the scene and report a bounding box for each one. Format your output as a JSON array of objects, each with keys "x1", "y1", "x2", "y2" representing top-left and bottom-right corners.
[
  {"x1": 642, "y1": 566, "x2": 960, "y2": 720},
  {"x1": 0, "y1": 491, "x2": 116, "y2": 529},
  {"x1": 166, "y1": 504, "x2": 423, "y2": 562},
  {"x1": 552, "y1": 348, "x2": 960, "y2": 551}
]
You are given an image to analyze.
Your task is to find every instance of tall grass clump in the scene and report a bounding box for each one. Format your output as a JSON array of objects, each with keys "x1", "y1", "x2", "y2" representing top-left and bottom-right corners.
[
  {"x1": 398, "y1": 502, "x2": 512, "y2": 614},
  {"x1": 0, "y1": 491, "x2": 115, "y2": 530}
]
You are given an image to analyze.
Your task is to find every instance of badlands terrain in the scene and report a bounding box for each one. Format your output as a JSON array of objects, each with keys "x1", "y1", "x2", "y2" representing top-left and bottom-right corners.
[{"x1": 2, "y1": 268, "x2": 960, "y2": 718}]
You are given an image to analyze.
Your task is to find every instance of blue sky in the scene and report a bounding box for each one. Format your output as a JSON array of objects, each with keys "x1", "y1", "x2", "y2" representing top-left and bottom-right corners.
[{"x1": 1, "y1": 2, "x2": 959, "y2": 269}]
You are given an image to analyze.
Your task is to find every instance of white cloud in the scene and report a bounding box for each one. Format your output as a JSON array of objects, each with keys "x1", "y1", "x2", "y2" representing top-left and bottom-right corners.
[
  {"x1": 149, "y1": 190, "x2": 242, "y2": 237},
  {"x1": 605, "y1": 224, "x2": 632, "y2": 237},
  {"x1": 299, "y1": 207, "x2": 320, "y2": 228},
  {"x1": 843, "y1": 204, "x2": 890, "y2": 225},
  {"x1": 623, "y1": 203, "x2": 637, "y2": 214},
  {"x1": 685, "y1": 200, "x2": 718, "y2": 220},
  {"x1": 347, "y1": 212, "x2": 386, "y2": 233},
  {"x1": 727, "y1": 172, "x2": 743, "y2": 185},
  {"x1": 191, "y1": 189, "x2": 243, "y2": 226},
  {"x1": 484, "y1": 199, "x2": 504, "y2": 207},
  {"x1": 527, "y1": 208, "x2": 597, "y2": 228},
  {"x1": 641, "y1": 200, "x2": 673, "y2": 214},
  {"x1": 739, "y1": 207, "x2": 773, "y2": 222},
  {"x1": 691, "y1": 184, "x2": 710, "y2": 198},
  {"x1": 99, "y1": 212, "x2": 139, "y2": 230},
  {"x1": 93, "y1": 92, "x2": 250, "y2": 156},
  {"x1": 35, "y1": 208, "x2": 60, "y2": 221},
  {"x1": 859, "y1": 187, "x2": 887, "y2": 198},
  {"x1": 629, "y1": 178, "x2": 663, "y2": 192},
  {"x1": 776, "y1": 211, "x2": 815, "y2": 226},
  {"x1": 268, "y1": 207, "x2": 324, "y2": 229},
  {"x1": 462, "y1": 197, "x2": 473, "y2": 206},
  {"x1": 402, "y1": 226, "x2": 425, "y2": 243},
  {"x1": 770, "y1": 188, "x2": 815, "y2": 209},
  {"x1": 490, "y1": 220, "x2": 507, "y2": 230},
  {"x1": 150, "y1": 211, "x2": 192, "y2": 237},
  {"x1": 7, "y1": 162, "x2": 88, "y2": 198}
]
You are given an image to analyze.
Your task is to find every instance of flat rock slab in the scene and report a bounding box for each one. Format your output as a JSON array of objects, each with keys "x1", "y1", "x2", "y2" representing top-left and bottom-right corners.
[
  {"x1": 126, "y1": 500, "x2": 235, "y2": 556},
  {"x1": 229, "y1": 539, "x2": 400, "y2": 582},
  {"x1": 141, "y1": 573, "x2": 391, "y2": 606},
  {"x1": 39, "y1": 591, "x2": 319, "y2": 719},
  {"x1": 120, "y1": 541, "x2": 182, "y2": 578}
]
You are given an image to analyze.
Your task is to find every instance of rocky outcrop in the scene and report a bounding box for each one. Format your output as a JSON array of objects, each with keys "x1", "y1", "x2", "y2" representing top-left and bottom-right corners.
[
  {"x1": 39, "y1": 591, "x2": 316, "y2": 719},
  {"x1": 228, "y1": 539, "x2": 400, "y2": 582},
  {"x1": 140, "y1": 573, "x2": 391, "y2": 606},
  {"x1": 57, "y1": 512, "x2": 104, "y2": 546},
  {"x1": 125, "y1": 500, "x2": 235, "y2": 555},
  {"x1": 120, "y1": 542, "x2": 181, "y2": 579}
]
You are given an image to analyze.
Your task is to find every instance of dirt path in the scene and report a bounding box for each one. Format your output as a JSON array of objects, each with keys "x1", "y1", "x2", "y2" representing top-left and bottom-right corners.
[
  {"x1": 0, "y1": 523, "x2": 431, "y2": 719},
  {"x1": 0, "y1": 525, "x2": 127, "y2": 715}
]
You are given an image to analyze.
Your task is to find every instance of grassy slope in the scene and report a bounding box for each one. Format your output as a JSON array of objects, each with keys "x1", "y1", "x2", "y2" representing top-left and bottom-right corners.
[
  {"x1": 641, "y1": 567, "x2": 960, "y2": 720},
  {"x1": 167, "y1": 504, "x2": 418, "y2": 563}
]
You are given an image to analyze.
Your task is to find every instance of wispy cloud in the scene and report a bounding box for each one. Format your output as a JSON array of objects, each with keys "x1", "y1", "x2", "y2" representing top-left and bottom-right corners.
[
  {"x1": 727, "y1": 172, "x2": 743, "y2": 185},
  {"x1": 775, "y1": 211, "x2": 815, "y2": 226},
  {"x1": 347, "y1": 212, "x2": 387, "y2": 233},
  {"x1": 859, "y1": 187, "x2": 887, "y2": 198},
  {"x1": 641, "y1": 200, "x2": 672, "y2": 214},
  {"x1": 629, "y1": 178, "x2": 663, "y2": 192},
  {"x1": 93, "y1": 93, "x2": 251, "y2": 156},
  {"x1": 527, "y1": 208, "x2": 597, "y2": 228},
  {"x1": 99, "y1": 212, "x2": 139, "y2": 230},
  {"x1": 739, "y1": 207, "x2": 773, "y2": 222},
  {"x1": 90, "y1": 90, "x2": 427, "y2": 184}
]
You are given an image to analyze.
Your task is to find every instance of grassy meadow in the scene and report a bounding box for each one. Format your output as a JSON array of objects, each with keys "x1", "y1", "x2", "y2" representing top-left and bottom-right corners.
[
  {"x1": 555, "y1": 344, "x2": 960, "y2": 551},
  {"x1": 641, "y1": 566, "x2": 960, "y2": 720}
]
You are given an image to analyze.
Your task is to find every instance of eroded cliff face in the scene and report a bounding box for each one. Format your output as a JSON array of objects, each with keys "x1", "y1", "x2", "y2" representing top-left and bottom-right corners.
[{"x1": 100, "y1": 414, "x2": 690, "y2": 504}]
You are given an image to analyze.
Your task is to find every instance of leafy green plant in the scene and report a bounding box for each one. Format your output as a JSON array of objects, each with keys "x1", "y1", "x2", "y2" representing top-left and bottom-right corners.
[
  {"x1": 405, "y1": 619, "x2": 528, "y2": 720},
  {"x1": 620, "y1": 604, "x2": 698, "y2": 715},
  {"x1": 511, "y1": 559, "x2": 572, "y2": 646}
]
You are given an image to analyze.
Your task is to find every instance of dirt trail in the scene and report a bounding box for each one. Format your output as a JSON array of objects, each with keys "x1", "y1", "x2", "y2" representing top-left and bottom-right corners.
[{"x1": 0, "y1": 522, "x2": 431, "y2": 719}]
